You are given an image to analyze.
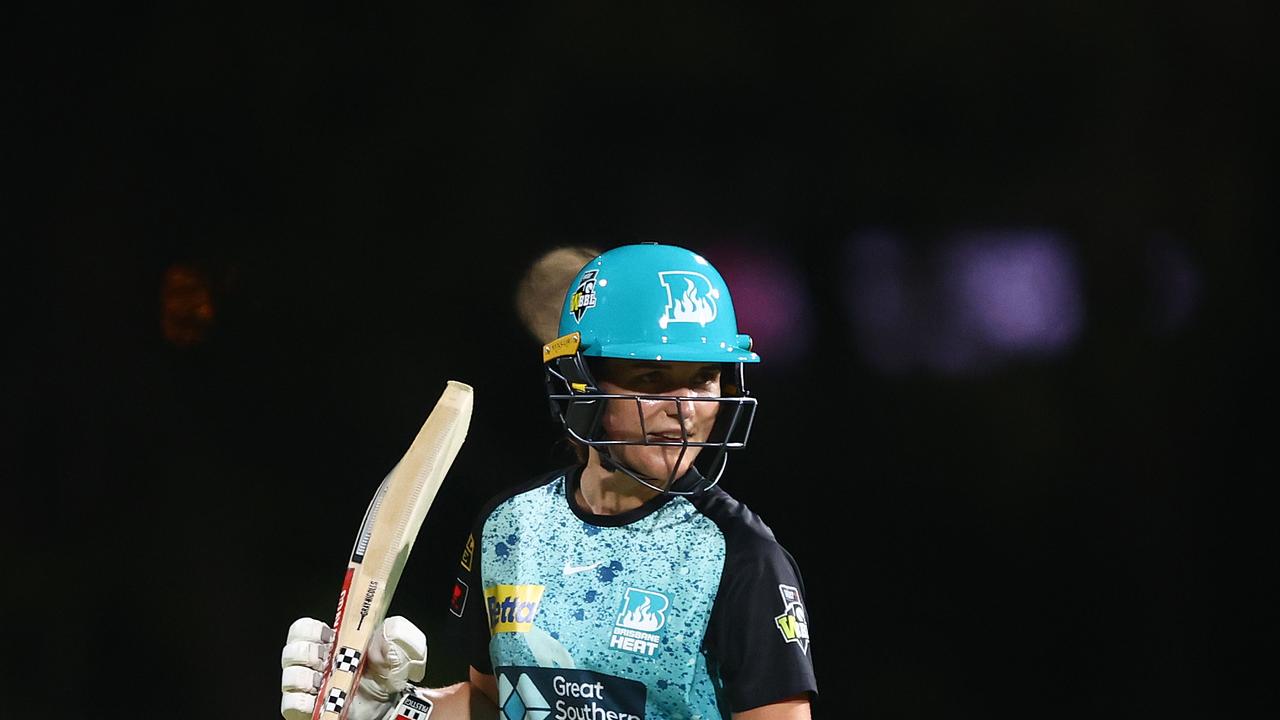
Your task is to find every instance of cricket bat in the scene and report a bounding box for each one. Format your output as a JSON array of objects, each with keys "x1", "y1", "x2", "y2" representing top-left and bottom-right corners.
[{"x1": 312, "y1": 380, "x2": 473, "y2": 720}]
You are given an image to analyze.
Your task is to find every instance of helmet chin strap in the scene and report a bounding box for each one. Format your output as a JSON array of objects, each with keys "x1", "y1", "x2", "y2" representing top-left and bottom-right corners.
[{"x1": 595, "y1": 446, "x2": 727, "y2": 496}]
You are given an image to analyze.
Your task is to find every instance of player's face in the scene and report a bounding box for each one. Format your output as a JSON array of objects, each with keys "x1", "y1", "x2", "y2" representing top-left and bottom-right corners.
[{"x1": 595, "y1": 359, "x2": 723, "y2": 485}]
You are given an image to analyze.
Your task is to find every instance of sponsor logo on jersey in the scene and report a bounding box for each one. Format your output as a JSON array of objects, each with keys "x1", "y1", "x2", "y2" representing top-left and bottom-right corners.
[
  {"x1": 496, "y1": 666, "x2": 646, "y2": 720},
  {"x1": 774, "y1": 583, "x2": 810, "y2": 654},
  {"x1": 496, "y1": 670, "x2": 551, "y2": 720},
  {"x1": 609, "y1": 587, "x2": 669, "y2": 657},
  {"x1": 569, "y1": 269, "x2": 598, "y2": 322},
  {"x1": 449, "y1": 577, "x2": 468, "y2": 618},
  {"x1": 484, "y1": 584, "x2": 545, "y2": 634},
  {"x1": 459, "y1": 533, "x2": 475, "y2": 572},
  {"x1": 657, "y1": 271, "x2": 720, "y2": 328}
]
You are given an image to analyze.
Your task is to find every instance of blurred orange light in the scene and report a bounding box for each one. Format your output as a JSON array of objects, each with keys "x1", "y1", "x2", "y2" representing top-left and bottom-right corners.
[{"x1": 160, "y1": 263, "x2": 215, "y2": 347}]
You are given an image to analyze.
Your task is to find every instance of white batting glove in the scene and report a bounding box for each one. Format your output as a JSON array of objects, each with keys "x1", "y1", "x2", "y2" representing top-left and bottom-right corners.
[{"x1": 280, "y1": 616, "x2": 428, "y2": 720}]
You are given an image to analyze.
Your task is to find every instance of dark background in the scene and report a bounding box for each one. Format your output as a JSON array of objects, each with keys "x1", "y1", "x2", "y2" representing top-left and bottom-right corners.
[{"x1": 7, "y1": 3, "x2": 1274, "y2": 719}]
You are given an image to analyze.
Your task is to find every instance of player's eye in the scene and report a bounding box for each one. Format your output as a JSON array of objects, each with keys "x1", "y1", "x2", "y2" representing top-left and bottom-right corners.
[
  {"x1": 693, "y1": 367, "x2": 721, "y2": 386},
  {"x1": 632, "y1": 371, "x2": 664, "y2": 386}
]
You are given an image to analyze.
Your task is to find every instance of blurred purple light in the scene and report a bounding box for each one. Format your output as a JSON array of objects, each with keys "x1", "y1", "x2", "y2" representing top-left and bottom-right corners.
[
  {"x1": 943, "y1": 231, "x2": 1084, "y2": 353},
  {"x1": 1148, "y1": 236, "x2": 1200, "y2": 334},
  {"x1": 842, "y1": 228, "x2": 1084, "y2": 376},
  {"x1": 842, "y1": 231, "x2": 916, "y2": 375},
  {"x1": 698, "y1": 241, "x2": 812, "y2": 367}
]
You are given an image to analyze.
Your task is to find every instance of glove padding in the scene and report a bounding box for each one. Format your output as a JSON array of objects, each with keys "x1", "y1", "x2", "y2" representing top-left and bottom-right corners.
[{"x1": 280, "y1": 616, "x2": 427, "y2": 720}]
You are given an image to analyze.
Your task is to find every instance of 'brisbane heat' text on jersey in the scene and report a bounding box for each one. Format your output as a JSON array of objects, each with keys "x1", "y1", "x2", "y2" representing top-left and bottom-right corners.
[{"x1": 448, "y1": 466, "x2": 818, "y2": 720}]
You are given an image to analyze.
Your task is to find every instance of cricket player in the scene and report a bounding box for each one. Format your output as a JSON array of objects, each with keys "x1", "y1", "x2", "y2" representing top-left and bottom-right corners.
[{"x1": 282, "y1": 242, "x2": 818, "y2": 719}]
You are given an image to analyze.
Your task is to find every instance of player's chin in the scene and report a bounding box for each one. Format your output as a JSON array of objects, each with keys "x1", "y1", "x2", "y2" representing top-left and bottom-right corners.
[{"x1": 625, "y1": 445, "x2": 703, "y2": 484}]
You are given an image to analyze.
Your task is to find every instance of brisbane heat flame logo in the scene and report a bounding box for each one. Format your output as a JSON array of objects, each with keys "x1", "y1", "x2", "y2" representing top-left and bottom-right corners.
[
  {"x1": 617, "y1": 592, "x2": 666, "y2": 632},
  {"x1": 609, "y1": 587, "x2": 669, "y2": 657},
  {"x1": 658, "y1": 271, "x2": 719, "y2": 328}
]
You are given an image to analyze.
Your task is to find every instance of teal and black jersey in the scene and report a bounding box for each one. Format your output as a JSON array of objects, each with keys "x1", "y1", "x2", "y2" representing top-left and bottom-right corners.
[{"x1": 447, "y1": 466, "x2": 818, "y2": 719}]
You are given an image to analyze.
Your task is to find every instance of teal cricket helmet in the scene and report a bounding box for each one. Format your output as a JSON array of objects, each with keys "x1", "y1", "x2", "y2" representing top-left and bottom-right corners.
[
  {"x1": 542, "y1": 242, "x2": 760, "y2": 495},
  {"x1": 555, "y1": 242, "x2": 760, "y2": 363}
]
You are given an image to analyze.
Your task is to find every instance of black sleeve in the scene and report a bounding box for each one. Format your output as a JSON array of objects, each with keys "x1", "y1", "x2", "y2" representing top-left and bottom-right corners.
[
  {"x1": 705, "y1": 535, "x2": 818, "y2": 712},
  {"x1": 446, "y1": 512, "x2": 492, "y2": 674}
]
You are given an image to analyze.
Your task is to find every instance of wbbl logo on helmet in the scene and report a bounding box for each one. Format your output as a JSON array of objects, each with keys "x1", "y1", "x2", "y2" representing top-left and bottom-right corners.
[
  {"x1": 570, "y1": 269, "x2": 599, "y2": 322},
  {"x1": 657, "y1": 271, "x2": 719, "y2": 328}
]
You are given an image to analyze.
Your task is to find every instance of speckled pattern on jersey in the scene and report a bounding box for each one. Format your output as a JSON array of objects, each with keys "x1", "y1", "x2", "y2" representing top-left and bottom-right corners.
[{"x1": 482, "y1": 474, "x2": 726, "y2": 719}]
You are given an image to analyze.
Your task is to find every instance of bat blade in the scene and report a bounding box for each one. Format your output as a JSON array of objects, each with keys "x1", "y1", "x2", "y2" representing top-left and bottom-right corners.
[{"x1": 312, "y1": 380, "x2": 473, "y2": 720}]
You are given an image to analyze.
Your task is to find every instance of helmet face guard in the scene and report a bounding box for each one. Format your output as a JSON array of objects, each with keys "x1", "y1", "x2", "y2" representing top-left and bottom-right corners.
[
  {"x1": 544, "y1": 350, "x2": 757, "y2": 495},
  {"x1": 541, "y1": 243, "x2": 762, "y2": 495}
]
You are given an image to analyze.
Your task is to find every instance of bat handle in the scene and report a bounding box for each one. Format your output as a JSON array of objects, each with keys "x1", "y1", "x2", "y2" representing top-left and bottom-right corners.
[
  {"x1": 311, "y1": 663, "x2": 330, "y2": 720},
  {"x1": 337, "y1": 664, "x2": 367, "y2": 720},
  {"x1": 312, "y1": 651, "x2": 369, "y2": 720}
]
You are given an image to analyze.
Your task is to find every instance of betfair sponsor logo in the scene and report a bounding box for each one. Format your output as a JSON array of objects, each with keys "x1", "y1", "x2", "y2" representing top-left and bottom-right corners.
[{"x1": 484, "y1": 584, "x2": 545, "y2": 634}]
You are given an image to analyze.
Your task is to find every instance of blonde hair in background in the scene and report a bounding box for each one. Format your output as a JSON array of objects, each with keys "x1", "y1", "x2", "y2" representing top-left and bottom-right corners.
[{"x1": 515, "y1": 246, "x2": 601, "y2": 343}]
